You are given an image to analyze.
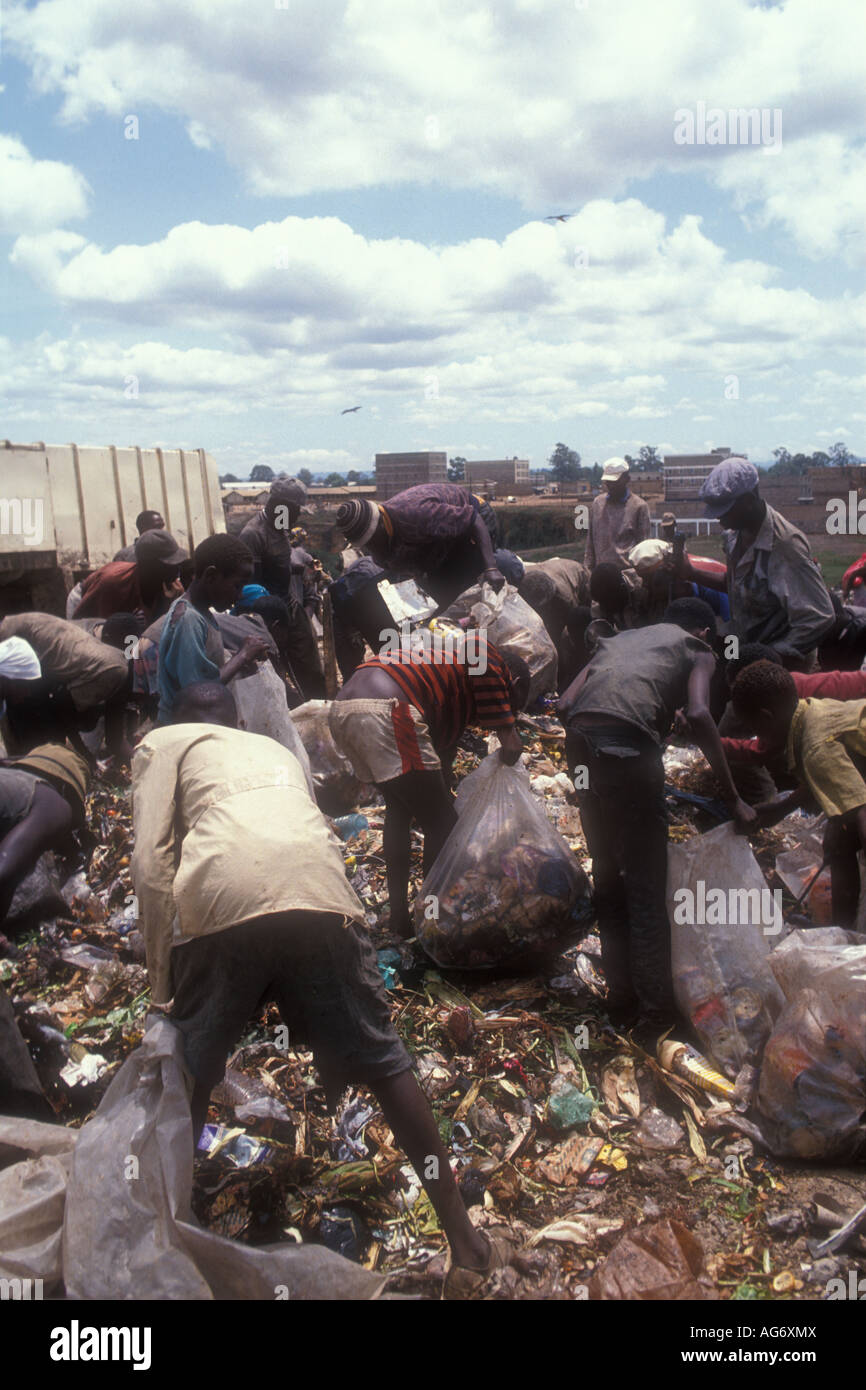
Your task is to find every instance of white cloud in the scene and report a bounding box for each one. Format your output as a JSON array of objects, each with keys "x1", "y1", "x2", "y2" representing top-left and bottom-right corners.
[
  {"x1": 6, "y1": 0, "x2": 864, "y2": 231},
  {"x1": 714, "y1": 133, "x2": 866, "y2": 267},
  {"x1": 0, "y1": 134, "x2": 89, "y2": 234},
  {"x1": 6, "y1": 200, "x2": 863, "y2": 441}
]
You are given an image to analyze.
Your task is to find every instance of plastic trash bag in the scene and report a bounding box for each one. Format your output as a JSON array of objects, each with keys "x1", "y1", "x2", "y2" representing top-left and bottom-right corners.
[
  {"x1": 414, "y1": 755, "x2": 591, "y2": 968},
  {"x1": 289, "y1": 699, "x2": 365, "y2": 816},
  {"x1": 0, "y1": 1116, "x2": 76, "y2": 1292},
  {"x1": 442, "y1": 583, "x2": 557, "y2": 704},
  {"x1": 62, "y1": 1018, "x2": 386, "y2": 1300},
  {"x1": 774, "y1": 813, "x2": 833, "y2": 925},
  {"x1": 4, "y1": 853, "x2": 67, "y2": 934},
  {"x1": 667, "y1": 823, "x2": 785, "y2": 1077},
  {"x1": 755, "y1": 928, "x2": 866, "y2": 1161},
  {"x1": 231, "y1": 665, "x2": 315, "y2": 800}
]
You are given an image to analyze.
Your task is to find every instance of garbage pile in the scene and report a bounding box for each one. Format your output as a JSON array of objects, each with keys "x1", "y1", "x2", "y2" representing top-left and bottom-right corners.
[{"x1": 1, "y1": 726, "x2": 865, "y2": 1301}]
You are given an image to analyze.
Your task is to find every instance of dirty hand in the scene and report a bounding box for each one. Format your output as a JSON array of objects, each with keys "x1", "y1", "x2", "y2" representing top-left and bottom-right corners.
[
  {"x1": 731, "y1": 797, "x2": 758, "y2": 833},
  {"x1": 481, "y1": 566, "x2": 506, "y2": 592},
  {"x1": 671, "y1": 708, "x2": 690, "y2": 738},
  {"x1": 498, "y1": 729, "x2": 524, "y2": 765},
  {"x1": 241, "y1": 636, "x2": 270, "y2": 663}
]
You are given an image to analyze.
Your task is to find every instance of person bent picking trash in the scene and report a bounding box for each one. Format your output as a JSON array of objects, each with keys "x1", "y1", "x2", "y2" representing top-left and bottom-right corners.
[
  {"x1": 131, "y1": 680, "x2": 512, "y2": 1295},
  {"x1": 731, "y1": 658, "x2": 866, "y2": 930},
  {"x1": 329, "y1": 644, "x2": 530, "y2": 937},
  {"x1": 557, "y1": 597, "x2": 756, "y2": 1029}
]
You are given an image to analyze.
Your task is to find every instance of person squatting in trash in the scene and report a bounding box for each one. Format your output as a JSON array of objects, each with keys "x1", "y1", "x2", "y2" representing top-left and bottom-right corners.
[
  {"x1": 557, "y1": 597, "x2": 756, "y2": 1027},
  {"x1": 731, "y1": 659, "x2": 866, "y2": 930},
  {"x1": 329, "y1": 643, "x2": 531, "y2": 938},
  {"x1": 131, "y1": 681, "x2": 514, "y2": 1295}
]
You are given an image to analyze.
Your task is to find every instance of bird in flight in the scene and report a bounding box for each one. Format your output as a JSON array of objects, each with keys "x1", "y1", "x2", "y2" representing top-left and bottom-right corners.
[
  {"x1": 341, "y1": 405, "x2": 362, "y2": 414},
  {"x1": 544, "y1": 214, "x2": 573, "y2": 223}
]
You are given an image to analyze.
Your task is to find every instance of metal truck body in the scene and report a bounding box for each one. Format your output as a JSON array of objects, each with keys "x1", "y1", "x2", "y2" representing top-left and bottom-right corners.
[{"x1": 0, "y1": 441, "x2": 225, "y2": 613}]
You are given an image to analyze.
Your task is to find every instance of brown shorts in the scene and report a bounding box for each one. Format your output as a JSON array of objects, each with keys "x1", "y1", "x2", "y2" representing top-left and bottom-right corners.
[
  {"x1": 329, "y1": 697, "x2": 440, "y2": 784},
  {"x1": 169, "y1": 911, "x2": 412, "y2": 1104}
]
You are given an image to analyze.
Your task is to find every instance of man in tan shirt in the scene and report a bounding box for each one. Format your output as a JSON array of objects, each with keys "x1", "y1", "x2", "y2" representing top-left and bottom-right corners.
[
  {"x1": 131, "y1": 680, "x2": 511, "y2": 1293},
  {"x1": 584, "y1": 458, "x2": 651, "y2": 571}
]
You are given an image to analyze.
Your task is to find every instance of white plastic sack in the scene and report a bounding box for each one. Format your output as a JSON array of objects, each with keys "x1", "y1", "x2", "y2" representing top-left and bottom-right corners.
[
  {"x1": 756, "y1": 928, "x2": 866, "y2": 1160},
  {"x1": 667, "y1": 823, "x2": 785, "y2": 1077},
  {"x1": 415, "y1": 755, "x2": 591, "y2": 968},
  {"x1": 231, "y1": 664, "x2": 315, "y2": 799},
  {"x1": 443, "y1": 583, "x2": 557, "y2": 703},
  {"x1": 62, "y1": 1019, "x2": 386, "y2": 1300},
  {"x1": 289, "y1": 699, "x2": 365, "y2": 815},
  {"x1": 0, "y1": 1117, "x2": 76, "y2": 1291}
]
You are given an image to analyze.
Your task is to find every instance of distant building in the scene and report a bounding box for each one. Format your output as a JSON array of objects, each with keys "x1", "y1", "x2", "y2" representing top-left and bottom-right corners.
[
  {"x1": 464, "y1": 458, "x2": 531, "y2": 494},
  {"x1": 375, "y1": 451, "x2": 447, "y2": 499},
  {"x1": 663, "y1": 447, "x2": 739, "y2": 501}
]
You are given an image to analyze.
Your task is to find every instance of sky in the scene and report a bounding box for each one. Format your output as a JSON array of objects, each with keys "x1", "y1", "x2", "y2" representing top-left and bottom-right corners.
[{"x1": 1, "y1": 0, "x2": 864, "y2": 479}]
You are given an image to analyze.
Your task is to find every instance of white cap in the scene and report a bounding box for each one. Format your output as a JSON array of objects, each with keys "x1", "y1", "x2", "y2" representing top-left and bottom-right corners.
[
  {"x1": 0, "y1": 636, "x2": 42, "y2": 681},
  {"x1": 629, "y1": 539, "x2": 672, "y2": 575},
  {"x1": 601, "y1": 457, "x2": 629, "y2": 482}
]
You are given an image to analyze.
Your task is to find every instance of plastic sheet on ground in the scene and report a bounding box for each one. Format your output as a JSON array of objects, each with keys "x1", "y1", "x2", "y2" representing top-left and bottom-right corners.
[
  {"x1": 414, "y1": 755, "x2": 591, "y2": 968},
  {"x1": 58, "y1": 1018, "x2": 386, "y2": 1300},
  {"x1": 0, "y1": 1116, "x2": 76, "y2": 1290},
  {"x1": 0, "y1": 1026, "x2": 385, "y2": 1300},
  {"x1": 667, "y1": 823, "x2": 785, "y2": 1077},
  {"x1": 756, "y1": 928, "x2": 866, "y2": 1161}
]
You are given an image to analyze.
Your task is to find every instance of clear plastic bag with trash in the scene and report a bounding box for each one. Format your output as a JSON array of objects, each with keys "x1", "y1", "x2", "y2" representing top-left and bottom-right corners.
[
  {"x1": 773, "y1": 812, "x2": 833, "y2": 925},
  {"x1": 414, "y1": 754, "x2": 592, "y2": 969},
  {"x1": 755, "y1": 927, "x2": 866, "y2": 1161},
  {"x1": 440, "y1": 582, "x2": 557, "y2": 705},
  {"x1": 667, "y1": 823, "x2": 785, "y2": 1078},
  {"x1": 288, "y1": 699, "x2": 366, "y2": 816},
  {"x1": 230, "y1": 664, "x2": 315, "y2": 800}
]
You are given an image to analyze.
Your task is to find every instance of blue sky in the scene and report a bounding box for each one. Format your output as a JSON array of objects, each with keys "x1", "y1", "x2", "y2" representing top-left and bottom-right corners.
[{"x1": 1, "y1": 0, "x2": 863, "y2": 478}]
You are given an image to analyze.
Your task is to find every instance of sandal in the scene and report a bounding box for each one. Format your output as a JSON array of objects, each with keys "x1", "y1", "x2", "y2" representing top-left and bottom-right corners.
[{"x1": 442, "y1": 1229, "x2": 516, "y2": 1300}]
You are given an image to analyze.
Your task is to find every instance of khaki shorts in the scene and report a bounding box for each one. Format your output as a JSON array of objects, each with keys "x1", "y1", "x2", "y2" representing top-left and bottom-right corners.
[{"x1": 329, "y1": 698, "x2": 441, "y2": 785}]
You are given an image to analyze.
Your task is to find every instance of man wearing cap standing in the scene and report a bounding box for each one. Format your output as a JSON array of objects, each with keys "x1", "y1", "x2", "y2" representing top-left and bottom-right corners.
[
  {"x1": 584, "y1": 459, "x2": 651, "y2": 571},
  {"x1": 688, "y1": 457, "x2": 835, "y2": 666},
  {"x1": 75, "y1": 529, "x2": 188, "y2": 626},
  {"x1": 239, "y1": 477, "x2": 325, "y2": 698},
  {"x1": 335, "y1": 483, "x2": 506, "y2": 611}
]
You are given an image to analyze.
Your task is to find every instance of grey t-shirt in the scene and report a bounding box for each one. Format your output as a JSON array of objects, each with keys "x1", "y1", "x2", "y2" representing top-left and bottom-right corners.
[{"x1": 565, "y1": 624, "x2": 711, "y2": 744}]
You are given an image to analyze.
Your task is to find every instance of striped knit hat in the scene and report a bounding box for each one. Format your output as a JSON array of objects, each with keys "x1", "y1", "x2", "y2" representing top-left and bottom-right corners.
[{"x1": 336, "y1": 498, "x2": 380, "y2": 547}]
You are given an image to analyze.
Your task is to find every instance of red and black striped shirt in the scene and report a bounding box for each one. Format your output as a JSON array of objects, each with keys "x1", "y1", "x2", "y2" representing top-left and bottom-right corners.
[{"x1": 358, "y1": 642, "x2": 516, "y2": 751}]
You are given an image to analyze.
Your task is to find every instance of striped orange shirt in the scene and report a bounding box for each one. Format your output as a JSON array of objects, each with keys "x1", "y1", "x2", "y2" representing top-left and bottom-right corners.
[{"x1": 358, "y1": 643, "x2": 516, "y2": 750}]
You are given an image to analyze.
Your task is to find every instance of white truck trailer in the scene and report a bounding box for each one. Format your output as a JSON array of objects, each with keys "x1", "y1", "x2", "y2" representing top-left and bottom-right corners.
[{"x1": 0, "y1": 441, "x2": 225, "y2": 614}]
